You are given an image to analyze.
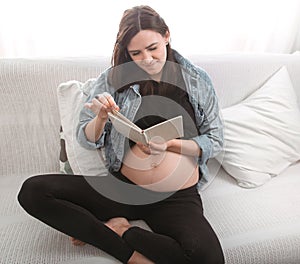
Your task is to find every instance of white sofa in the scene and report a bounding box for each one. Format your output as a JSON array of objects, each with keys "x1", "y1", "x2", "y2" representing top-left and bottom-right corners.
[{"x1": 1, "y1": 53, "x2": 300, "y2": 264}]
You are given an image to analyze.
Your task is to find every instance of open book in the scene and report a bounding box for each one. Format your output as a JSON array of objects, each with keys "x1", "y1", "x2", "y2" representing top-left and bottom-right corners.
[{"x1": 108, "y1": 110, "x2": 184, "y2": 145}]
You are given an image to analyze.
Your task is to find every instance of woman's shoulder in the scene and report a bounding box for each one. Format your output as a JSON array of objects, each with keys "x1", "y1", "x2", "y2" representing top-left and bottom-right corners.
[
  {"x1": 94, "y1": 67, "x2": 112, "y2": 83},
  {"x1": 173, "y1": 49, "x2": 212, "y2": 86},
  {"x1": 173, "y1": 50, "x2": 211, "y2": 80},
  {"x1": 93, "y1": 67, "x2": 138, "y2": 99},
  {"x1": 92, "y1": 66, "x2": 117, "y2": 93}
]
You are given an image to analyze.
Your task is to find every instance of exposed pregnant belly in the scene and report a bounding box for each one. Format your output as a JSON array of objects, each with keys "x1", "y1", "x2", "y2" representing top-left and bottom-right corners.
[{"x1": 121, "y1": 144, "x2": 199, "y2": 192}]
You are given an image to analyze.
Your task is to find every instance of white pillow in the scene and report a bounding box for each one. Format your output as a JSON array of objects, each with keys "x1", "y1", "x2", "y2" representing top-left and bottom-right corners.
[
  {"x1": 57, "y1": 79, "x2": 108, "y2": 176},
  {"x1": 216, "y1": 66, "x2": 300, "y2": 188}
]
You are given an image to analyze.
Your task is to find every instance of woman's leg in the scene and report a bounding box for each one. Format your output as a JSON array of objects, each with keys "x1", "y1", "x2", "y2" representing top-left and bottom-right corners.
[
  {"x1": 17, "y1": 174, "x2": 135, "y2": 263},
  {"x1": 122, "y1": 185, "x2": 225, "y2": 264},
  {"x1": 104, "y1": 217, "x2": 154, "y2": 264}
]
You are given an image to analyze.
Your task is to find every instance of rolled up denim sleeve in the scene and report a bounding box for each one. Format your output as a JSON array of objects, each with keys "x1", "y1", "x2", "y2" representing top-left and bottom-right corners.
[
  {"x1": 191, "y1": 75, "x2": 223, "y2": 190},
  {"x1": 191, "y1": 72, "x2": 224, "y2": 166},
  {"x1": 192, "y1": 114, "x2": 223, "y2": 166},
  {"x1": 76, "y1": 109, "x2": 106, "y2": 150},
  {"x1": 76, "y1": 74, "x2": 108, "y2": 150}
]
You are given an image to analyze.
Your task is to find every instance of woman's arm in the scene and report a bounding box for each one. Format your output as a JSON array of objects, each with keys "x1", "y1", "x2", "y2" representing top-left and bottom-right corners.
[
  {"x1": 84, "y1": 115, "x2": 107, "y2": 143},
  {"x1": 166, "y1": 139, "x2": 201, "y2": 157},
  {"x1": 83, "y1": 92, "x2": 119, "y2": 143}
]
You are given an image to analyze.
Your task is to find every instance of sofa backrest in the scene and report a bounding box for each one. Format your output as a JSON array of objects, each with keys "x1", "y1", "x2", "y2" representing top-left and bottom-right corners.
[
  {"x1": 189, "y1": 53, "x2": 300, "y2": 109},
  {"x1": 0, "y1": 57, "x2": 110, "y2": 176},
  {"x1": 0, "y1": 54, "x2": 299, "y2": 176}
]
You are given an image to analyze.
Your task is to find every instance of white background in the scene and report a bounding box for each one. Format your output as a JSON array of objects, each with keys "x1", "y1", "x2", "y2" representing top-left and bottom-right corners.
[{"x1": 0, "y1": 0, "x2": 300, "y2": 57}]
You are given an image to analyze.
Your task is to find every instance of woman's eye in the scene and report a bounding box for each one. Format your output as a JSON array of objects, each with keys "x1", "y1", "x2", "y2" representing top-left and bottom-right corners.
[{"x1": 130, "y1": 47, "x2": 156, "y2": 56}]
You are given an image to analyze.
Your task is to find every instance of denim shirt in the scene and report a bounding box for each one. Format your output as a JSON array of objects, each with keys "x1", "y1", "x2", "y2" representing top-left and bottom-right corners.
[{"x1": 76, "y1": 50, "x2": 223, "y2": 190}]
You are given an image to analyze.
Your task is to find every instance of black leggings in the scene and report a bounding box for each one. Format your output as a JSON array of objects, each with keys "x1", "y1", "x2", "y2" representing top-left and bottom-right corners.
[{"x1": 17, "y1": 173, "x2": 224, "y2": 264}]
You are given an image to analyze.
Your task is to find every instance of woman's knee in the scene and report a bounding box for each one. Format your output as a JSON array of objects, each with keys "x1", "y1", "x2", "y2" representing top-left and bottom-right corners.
[
  {"x1": 187, "y1": 243, "x2": 225, "y2": 264},
  {"x1": 18, "y1": 175, "x2": 51, "y2": 213},
  {"x1": 179, "y1": 235, "x2": 224, "y2": 264}
]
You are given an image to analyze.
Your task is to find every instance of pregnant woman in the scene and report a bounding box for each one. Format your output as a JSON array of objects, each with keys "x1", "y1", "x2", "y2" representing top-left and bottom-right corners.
[{"x1": 18, "y1": 5, "x2": 224, "y2": 264}]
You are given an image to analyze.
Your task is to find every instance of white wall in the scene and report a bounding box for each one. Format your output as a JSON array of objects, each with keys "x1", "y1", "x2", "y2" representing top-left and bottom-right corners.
[{"x1": 0, "y1": 0, "x2": 299, "y2": 58}]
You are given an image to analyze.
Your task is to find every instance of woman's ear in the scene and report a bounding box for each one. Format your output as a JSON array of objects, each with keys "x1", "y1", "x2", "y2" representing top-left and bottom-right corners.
[{"x1": 164, "y1": 31, "x2": 170, "y2": 44}]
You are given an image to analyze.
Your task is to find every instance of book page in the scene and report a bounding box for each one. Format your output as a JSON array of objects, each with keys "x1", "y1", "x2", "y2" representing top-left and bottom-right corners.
[
  {"x1": 110, "y1": 109, "x2": 140, "y2": 130},
  {"x1": 108, "y1": 111, "x2": 184, "y2": 145},
  {"x1": 144, "y1": 116, "x2": 184, "y2": 143},
  {"x1": 108, "y1": 112, "x2": 148, "y2": 144}
]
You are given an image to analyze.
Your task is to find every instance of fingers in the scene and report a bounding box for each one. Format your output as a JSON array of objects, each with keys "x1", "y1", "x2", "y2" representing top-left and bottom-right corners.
[
  {"x1": 84, "y1": 92, "x2": 119, "y2": 117},
  {"x1": 136, "y1": 142, "x2": 163, "y2": 155},
  {"x1": 137, "y1": 142, "x2": 151, "y2": 154},
  {"x1": 84, "y1": 98, "x2": 107, "y2": 116},
  {"x1": 95, "y1": 92, "x2": 119, "y2": 111},
  {"x1": 70, "y1": 237, "x2": 86, "y2": 246},
  {"x1": 149, "y1": 141, "x2": 167, "y2": 153}
]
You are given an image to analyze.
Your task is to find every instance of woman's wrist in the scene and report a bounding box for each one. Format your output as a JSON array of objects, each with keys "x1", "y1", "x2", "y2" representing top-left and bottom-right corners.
[
  {"x1": 96, "y1": 112, "x2": 108, "y2": 121},
  {"x1": 166, "y1": 139, "x2": 201, "y2": 157},
  {"x1": 166, "y1": 139, "x2": 177, "y2": 151},
  {"x1": 85, "y1": 115, "x2": 107, "y2": 143}
]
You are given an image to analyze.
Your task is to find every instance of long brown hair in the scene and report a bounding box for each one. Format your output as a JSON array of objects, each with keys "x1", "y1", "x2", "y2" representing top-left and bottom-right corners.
[{"x1": 109, "y1": 5, "x2": 183, "y2": 94}]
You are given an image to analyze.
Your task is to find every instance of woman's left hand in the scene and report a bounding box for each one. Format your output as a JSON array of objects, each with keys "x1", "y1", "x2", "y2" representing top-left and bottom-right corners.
[
  {"x1": 136, "y1": 141, "x2": 168, "y2": 155},
  {"x1": 137, "y1": 139, "x2": 201, "y2": 157}
]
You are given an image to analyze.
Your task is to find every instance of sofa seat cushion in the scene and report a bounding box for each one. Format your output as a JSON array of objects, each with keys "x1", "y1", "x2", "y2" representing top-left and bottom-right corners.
[
  {"x1": 3, "y1": 162, "x2": 300, "y2": 264},
  {"x1": 202, "y1": 160, "x2": 300, "y2": 264}
]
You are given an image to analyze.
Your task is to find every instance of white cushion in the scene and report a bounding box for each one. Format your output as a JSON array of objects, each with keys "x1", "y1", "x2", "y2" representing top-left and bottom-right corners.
[
  {"x1": 57, "y1": 79, "x2": 108, "y2": 176},
  {"x1": 216, "y1": 66, "x2": 300, "y2": 188}
]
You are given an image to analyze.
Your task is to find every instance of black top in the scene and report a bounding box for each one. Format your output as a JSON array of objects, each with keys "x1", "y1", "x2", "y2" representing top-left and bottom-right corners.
[{"x1": 126, "y1": 80, "x2": 198, "y2": 150}]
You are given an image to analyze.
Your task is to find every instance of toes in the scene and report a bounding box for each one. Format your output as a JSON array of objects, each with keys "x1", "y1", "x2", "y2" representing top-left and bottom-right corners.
[
  {"x1": 74, "y1": 240, "x2": 86, "y2": 246},
  {"x1": 70, "y1": 237, "x2": 86, "y2": 246},
  {"x1": 106, "y1": 217, "x2": 130, "y2": 227}
]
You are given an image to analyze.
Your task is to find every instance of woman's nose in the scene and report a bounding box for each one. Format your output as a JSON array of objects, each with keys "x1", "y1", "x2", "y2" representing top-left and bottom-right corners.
[{"x1": 141, "y1": 51, "x2": 153, "y2": 62}]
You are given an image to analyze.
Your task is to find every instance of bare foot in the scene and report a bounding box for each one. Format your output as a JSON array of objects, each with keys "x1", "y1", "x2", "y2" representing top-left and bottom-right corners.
[
  {"x1": 128, "y1": 251, "x2": 155, "y2": 264},
  {"x1": 69, "y1": 217, "x2": 130, "y2": 246},
  {"x1": 70, "y1": 237, "x2": 86, "y2": 246},
  {"x1": 105, "y1": 217, "x2": 131, "y2": 237},
  {"x1": 105, "y1": 218, "x2": 154, "y2": 264}
]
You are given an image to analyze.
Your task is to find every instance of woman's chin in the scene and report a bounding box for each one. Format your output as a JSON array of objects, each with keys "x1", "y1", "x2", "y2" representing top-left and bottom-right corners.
[{"x1": 144, "y1": 68, "x2": 163, "y2": 81}]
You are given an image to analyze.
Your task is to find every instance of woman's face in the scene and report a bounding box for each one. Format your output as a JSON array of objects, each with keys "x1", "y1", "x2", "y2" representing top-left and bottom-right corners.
[{"x1": 127, "y1": 30, "x2": 169, "y2": 81}]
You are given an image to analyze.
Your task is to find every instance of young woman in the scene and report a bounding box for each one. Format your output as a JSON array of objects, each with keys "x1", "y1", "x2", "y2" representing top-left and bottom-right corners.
[{"x1": 18, "y1": 5, "x2": 224, "y2": 264}]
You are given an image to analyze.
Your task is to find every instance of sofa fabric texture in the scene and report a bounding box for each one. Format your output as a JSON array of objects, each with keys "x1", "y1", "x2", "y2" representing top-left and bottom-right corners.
[{"x1": 0, "y1": 54, "x2": 300, "y2": 264}]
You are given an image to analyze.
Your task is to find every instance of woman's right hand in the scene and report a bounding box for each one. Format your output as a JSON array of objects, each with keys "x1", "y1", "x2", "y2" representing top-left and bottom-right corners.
[{"x1": 84, "y1": 92, "x2": 119, "y2": 120}]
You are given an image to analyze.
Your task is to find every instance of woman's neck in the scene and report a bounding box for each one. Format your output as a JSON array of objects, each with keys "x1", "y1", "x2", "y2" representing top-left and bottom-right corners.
[{"x1": 149, "y1": 69, "x2": 163, "y2": 82}]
